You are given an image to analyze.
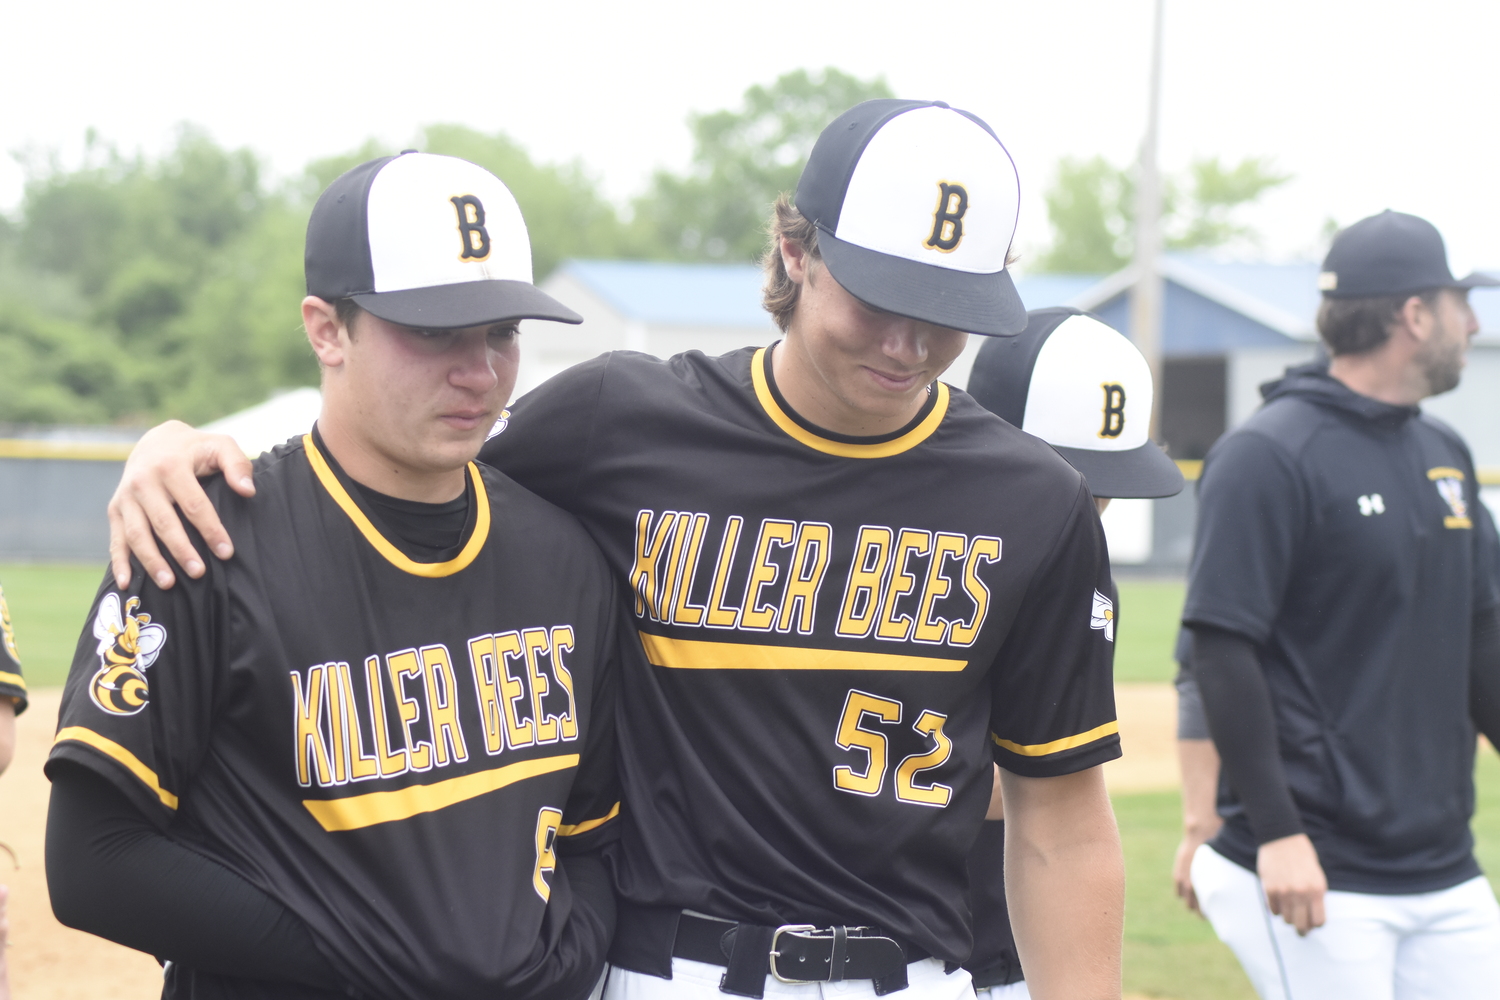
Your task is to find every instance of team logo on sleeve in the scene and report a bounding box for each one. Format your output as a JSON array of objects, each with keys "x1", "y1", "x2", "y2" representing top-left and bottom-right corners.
[
  {"x1": 89, "y1": 594, "x2": 167, "y2": 715},
  {"x1": 1089, "y1": 590, "x2": 1115, "y2": 642},
  {"x1": 486, "y1": 408, "x2": 510, "y2": 439},
  {"x1": 0, "y1": 585, "x2": 19, "y2": 665},
  {"x1": 1428, "y1": 467, "x2": 1472, "y2": 529}
]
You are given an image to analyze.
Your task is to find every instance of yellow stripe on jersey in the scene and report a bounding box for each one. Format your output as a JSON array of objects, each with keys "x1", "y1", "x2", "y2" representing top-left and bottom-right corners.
[
  {"x1": 1428, "y1": 466, "x2": 1466, "y2": 481},
  {"x1": 750, "y1": 348, "x2": 949, "y2": 459},
  {"x1": 0, "y1": 670, "x2": 25, "y2": 691},
  {"x1": 304, "y1": 434, "x2": 491, "y2": 578},
  {"x1": 54, "y1": 726, "x2": 179, "y2": 809},
  {"x1": 639, "y1": 631, "x2": 967, "y2": 672},
  {"x1": 302, "y1": 753, "x2": 578, "y2": 832},
  {"x1": 559, "y1": 801, "x2": 621, "y2": 837},
  {"x1": 991, "y1": 720, "x2": 1120, "y2": 757}
]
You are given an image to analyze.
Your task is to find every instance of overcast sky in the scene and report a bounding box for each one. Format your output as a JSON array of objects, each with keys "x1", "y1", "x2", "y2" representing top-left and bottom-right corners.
[{"x1": 4, "y1": 0, "x2": 1498, "y2": 272}]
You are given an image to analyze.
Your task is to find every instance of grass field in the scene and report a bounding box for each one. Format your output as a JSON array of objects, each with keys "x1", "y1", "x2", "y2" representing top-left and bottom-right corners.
[
  {"x1": 1116, "y1": 580, "x2": 1186, "y2": 683},
  {"x1": 1, "y1": 562, "x2": 107, "y2": 687},
  {"x1": 3, "y1": 564, "x2": 1498, "y2": 998}
]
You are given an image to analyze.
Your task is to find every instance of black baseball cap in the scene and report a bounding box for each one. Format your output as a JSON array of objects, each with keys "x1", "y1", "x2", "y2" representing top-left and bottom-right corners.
[
  {"x1": 1319, "y1": 209, "x2": 1500, "y2": 299},
  {"x1": 794, "y1": 99, "x2": 1026, "y2": 337},
  {"x1": 305, "y1": 152, "x2": 582, "y2": 330},
  {"x1": 967, "y1": 307, "x2": 1184, "y2": 499}
]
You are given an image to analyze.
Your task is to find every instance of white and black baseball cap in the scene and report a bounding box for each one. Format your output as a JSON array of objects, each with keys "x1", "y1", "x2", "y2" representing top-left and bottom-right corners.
[
  {"x1": 305, "y1": 151, "x2": 582, "y2": 329},
  {"x1": 967, "y1": 307, "x2": 1184, "y2": 498},
  {"x1": 795, "y1": 99, "x2": 1025, "y2": 336}
]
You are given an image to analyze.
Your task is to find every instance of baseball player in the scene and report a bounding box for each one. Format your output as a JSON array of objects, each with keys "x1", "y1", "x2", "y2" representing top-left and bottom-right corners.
[
  {"x1": 0, "y1": 580, "x2": 25, "y2": 775},
  {"x1": 104, "y1": 100, "x2": 1126, "y2": 998},
  {"x1": 44, "y1": 153, "x2": 627, "y2": 1000},
  {"x1": 1184, "y1": 210, "x2": 1500, "y2": 997},
  {"x1": 964, "y1": 307, "x2": 1185, "y2": 999},
  {"x1": 0, "y1": 580, "x2": 23, "y2": 1000}
]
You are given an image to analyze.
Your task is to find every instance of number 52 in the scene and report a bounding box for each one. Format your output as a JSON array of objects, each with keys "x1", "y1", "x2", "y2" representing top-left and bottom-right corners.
[{"x1": 833, "y1": 689, "x2": 954, "y2": 807}]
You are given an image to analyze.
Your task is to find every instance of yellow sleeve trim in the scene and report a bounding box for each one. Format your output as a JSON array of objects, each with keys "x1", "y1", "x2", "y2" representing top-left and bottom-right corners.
[
  {"x1": 992, "y1": 720, "x2": 1120, "y2": 757},
  {"x1": 54, "y1": 726, "x2": 179, "y2": 809},
  {"x1": 304, "y1": 434, "x2": 491, "y2": 578},
  {"x1": 0, "y1": 670, "x2": 25, "y2": 692},
  {"x1": 302, "y1": 753, "x2": 578, "y2": 832},
  {"x1": 1429, "y1": 467, "x2": 1466, "y2": 481},
  {"x1": 559, "y1": 801, "x2": 621, "y2": 837},
  {"x1": 1446, "y1": 516, "x2": 1473, "y2": 529}
]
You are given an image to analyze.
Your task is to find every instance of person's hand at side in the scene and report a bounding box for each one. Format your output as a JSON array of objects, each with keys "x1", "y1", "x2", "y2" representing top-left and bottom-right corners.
[
  {"x1": 108, "y1": 421, "x2": 254, "y2": 591},
  {"x1": 1172, "y1": 737, "x2": 1221, "y2": 914},
  {"x1": 1256, "y1": 833, "x2": 1327, "y2": 935}
]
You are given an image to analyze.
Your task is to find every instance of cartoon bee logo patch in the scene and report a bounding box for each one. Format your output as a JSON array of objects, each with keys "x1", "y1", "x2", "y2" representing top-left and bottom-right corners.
[
  {"x1": 1428, "y1": 467, "x2": 1472, "y2": 529},
  {"x1": 1090, "y1": 589, "x2": 1116, "y2": 642},
  {"x1": 89, "y1": 593, "x2": 167, "y2": 715}
]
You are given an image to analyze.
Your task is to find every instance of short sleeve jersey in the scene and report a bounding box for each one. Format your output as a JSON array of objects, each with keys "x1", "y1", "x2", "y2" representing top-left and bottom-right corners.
[
  {"x1": 0, "y1": 582, "x2": 25, "y2": 712},
  {"x1": 482, "y1": 346, "x2": 1119, "y2": 961},
  {"x1": 1183, "y1": 368, "x2": 1500, "y2": 893},
  {"x1": 49, "y1": 434, "x2": 623, "y2": 1000}
]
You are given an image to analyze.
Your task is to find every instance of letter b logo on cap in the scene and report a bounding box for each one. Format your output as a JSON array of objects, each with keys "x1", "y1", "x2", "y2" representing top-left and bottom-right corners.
[
  {"x1": 451, "y1": 195, "x2": 491, "y2": 261},
  {"x1": 923, "y1": 182, "x2": 968, "y2": 253},
  {"x1": 1099, "y1": 383, "x2": 1127, "y2": 438}
]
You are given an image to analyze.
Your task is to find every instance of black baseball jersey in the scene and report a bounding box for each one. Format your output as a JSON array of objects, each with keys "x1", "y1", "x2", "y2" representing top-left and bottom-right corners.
[
  {"x1": 1184, "y1": 365, "x2": 1500, "y2": 893},
  {"x1": 49, "y1": 432, "x2": 624, "y2": 1000},
  {"x1": 0, "y1": 580, "x2": 25, "y2": 712},
  {"x1": 482, "y1": 345, "x2": 1119, "y2": 962}
]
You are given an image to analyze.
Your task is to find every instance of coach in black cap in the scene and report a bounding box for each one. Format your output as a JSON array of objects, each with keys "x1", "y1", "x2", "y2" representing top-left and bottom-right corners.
[{"x1": 1183, "y1": 211, "x2": 1500, "y2": 998}]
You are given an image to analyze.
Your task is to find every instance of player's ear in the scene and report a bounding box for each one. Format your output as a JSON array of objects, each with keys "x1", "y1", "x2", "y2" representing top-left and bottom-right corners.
[
  {"x1": 781, "y1": 235, "x2": 812, "y2": 286},
  {"x1": 303, "y1": 296, "x2": 348, "y2": 368}
]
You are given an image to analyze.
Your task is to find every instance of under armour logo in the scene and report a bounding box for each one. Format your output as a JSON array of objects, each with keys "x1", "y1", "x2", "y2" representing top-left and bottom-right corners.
[
  {"x1": 451, "y1": 195, "x2": 491, "y2": 261},
  {"x1": 923, "y1": 182, "x2": 969, "y2": 253},
  {"x1": 1357, "y1": 494, "x2": 1385, "y2": 516}
]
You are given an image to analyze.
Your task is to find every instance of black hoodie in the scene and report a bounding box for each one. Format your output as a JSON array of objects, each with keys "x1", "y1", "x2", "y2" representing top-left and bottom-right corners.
[{"x1": 1183, "y1": 364, "x2": 1499, "y2": 893}]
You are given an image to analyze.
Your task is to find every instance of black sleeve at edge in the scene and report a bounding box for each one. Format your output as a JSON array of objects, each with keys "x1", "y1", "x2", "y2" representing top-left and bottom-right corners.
[
  {"x1": 1190, "y1": 625, "x2": 1303, "y2": 845},
  {"x1": 1471, "y1": 607, "x2": 1500, "y2": 753},
  {"x1": 45, "y1": 761, "x2": 343, "y2": 990}
]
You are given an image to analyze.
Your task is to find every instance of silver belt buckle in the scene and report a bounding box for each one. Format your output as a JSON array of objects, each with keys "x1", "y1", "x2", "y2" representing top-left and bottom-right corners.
[{"x1": 768, "y1": 924, "x2": 820, "y2": 983}]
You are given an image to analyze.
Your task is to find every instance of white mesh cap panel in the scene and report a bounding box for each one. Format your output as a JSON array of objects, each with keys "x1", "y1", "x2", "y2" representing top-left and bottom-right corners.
[
  {"x1": 1021, "y1": 314, "x2": 1153, "y2": 452},
  {"x1": 833, "y1": 107, "x2": 1018, "y2": 275},
  {"x1": 365, "y1": 153, "x2": 532, "y2": 292}
]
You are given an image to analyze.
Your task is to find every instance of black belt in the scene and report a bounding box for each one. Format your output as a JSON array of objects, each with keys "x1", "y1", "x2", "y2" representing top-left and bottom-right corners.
[{"x1": 609, "y1": 904, "x2": 927, "y2": 997}]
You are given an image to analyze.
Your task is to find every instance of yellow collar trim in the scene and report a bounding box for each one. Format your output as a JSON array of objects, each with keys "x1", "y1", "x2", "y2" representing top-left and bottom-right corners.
[
  {"x1": 304, "y1": 434, "x2": 490, "y2": 578},
  {"x1": 750, "y1": 347, "x2": 949, "y2": 459}
]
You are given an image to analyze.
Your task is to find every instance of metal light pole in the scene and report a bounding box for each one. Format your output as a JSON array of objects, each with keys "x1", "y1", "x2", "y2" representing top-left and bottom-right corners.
[{"x1": 1130, "y1": 0, "x2": 1167, "y2": 442}]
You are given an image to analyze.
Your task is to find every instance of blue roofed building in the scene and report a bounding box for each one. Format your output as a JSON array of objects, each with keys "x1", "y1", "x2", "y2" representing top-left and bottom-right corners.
[{"x1": 534, "y1": 255, "x2": 1500, "y2": 567}]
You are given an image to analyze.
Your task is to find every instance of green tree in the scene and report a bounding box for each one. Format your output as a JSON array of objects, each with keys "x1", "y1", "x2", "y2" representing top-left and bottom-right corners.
[
  {"x1": 630, "y1": 68, "x2": 893, "y2": 262},
  {"x1": 1032, "y1": 155, "x2": 1289, "y2": 273}
]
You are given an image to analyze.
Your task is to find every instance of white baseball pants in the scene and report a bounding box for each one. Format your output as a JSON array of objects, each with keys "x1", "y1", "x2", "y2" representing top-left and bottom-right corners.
[
  {"x1": 972, "y1": 981, "x2": 1030, "y2": 1000},
  {"x1": 603, "y1": 957, "x2": 974, "y2": 1000},
  {"x1": 1192, "y1": 843, "x2": 1500, "y2": 1000}
]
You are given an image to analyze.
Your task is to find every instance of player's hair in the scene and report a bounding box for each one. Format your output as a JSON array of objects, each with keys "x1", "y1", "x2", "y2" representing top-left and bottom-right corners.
[
  {"x1": 761, "y1": 196, "x2": 820, "y2": 332},
  {"x1": 334, "y1": 297, "x2": 364, "y2": 334},
  {"x1": 1317, "y1": 289, "x2": 1442, "y2": 356}
]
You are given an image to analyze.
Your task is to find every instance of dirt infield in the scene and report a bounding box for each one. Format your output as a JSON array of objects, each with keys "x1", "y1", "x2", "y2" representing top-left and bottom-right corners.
[{"x1": 0, "y1": 686, "x2": 1181, "y2": 998}]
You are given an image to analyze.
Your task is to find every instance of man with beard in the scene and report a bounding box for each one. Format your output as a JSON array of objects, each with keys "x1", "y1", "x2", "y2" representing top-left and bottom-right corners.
[{"x1": 1183, "y1": 210, "x2": 1500, "y2": 997}]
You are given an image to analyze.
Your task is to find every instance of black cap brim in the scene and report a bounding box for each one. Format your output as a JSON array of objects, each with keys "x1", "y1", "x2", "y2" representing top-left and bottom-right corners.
[
  {"x1": 1455, "y1": 271, "x2": 1500, "y2": 290},
  {"x1": 1054, "y1": 440, "x2": 1185, "y2": 499},
  {"x1": 818, "y1": 227, "x2": 1027, "y2": 336},
  {"x1": 351, "y1": 279, "x2": 582, "y2": 330}
]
